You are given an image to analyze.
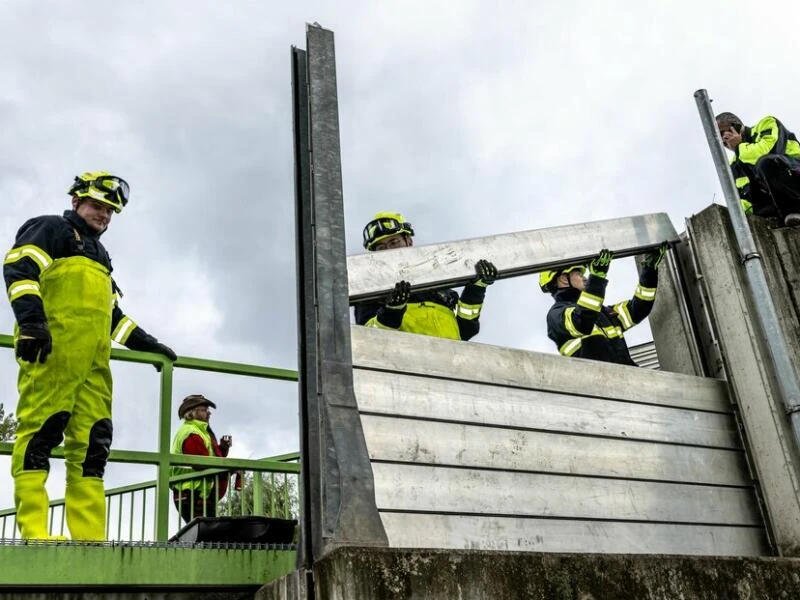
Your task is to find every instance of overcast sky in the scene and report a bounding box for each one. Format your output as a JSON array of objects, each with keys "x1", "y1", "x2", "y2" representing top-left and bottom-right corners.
[{"x1": 1, "y1": 0, "x2": 798, "y2": 533}]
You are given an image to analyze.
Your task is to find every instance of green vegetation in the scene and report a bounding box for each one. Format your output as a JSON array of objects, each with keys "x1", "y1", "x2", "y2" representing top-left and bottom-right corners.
[{"x1": 0, "y1": 403, "x2": 18, "y2": 442}]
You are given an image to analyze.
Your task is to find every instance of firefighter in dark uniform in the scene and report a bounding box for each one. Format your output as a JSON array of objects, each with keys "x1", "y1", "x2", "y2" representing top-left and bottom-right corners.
[
  {"x1": 716, "y1": 112, "x2": 800, "y2": 226},
  {"x1": 4, "y1": 171, "x2": 176, "y2": 540},
  {"x1": 538, "y1": 243, "x2": 668, "y2": 365},
  {"x1": 354, "y1": 212, "x2": 497, "y2": 340}
]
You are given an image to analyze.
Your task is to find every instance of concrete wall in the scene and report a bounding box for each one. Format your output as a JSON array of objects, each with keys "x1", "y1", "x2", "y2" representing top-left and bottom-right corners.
[
  {"x1": 751, "y1": 217, "x2": 800, "y2": 373},
  {"x1": 682, "y1": 205, "x2": 800, "y2": 556},
  {"x1": 259, "y1": 547, "x2": 800, "y2": 600},
  {"x1": 0, "y1": 594, "x2": 246, "y2": 600}
]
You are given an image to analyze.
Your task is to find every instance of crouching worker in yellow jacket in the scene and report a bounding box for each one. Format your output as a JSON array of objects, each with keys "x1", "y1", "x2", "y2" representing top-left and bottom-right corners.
[{"x1": 3, "y1": 171, "x2": 176, "y2": 540}]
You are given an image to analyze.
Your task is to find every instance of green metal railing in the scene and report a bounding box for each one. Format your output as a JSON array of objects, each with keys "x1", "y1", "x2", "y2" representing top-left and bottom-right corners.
[
  {"x1": 0, "y1": 333, "x2": 299, "y2": 541},
  {"x1": 0, "y1": 454, "x2": 300, "y2": 540}
]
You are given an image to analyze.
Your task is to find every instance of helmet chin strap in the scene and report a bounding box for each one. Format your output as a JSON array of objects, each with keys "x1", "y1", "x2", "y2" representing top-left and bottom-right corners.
[{"x1": 563, "y1": 271, "x2": 583, "y2": 292}]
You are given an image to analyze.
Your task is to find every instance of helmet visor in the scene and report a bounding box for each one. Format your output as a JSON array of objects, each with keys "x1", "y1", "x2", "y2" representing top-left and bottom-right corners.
[
  {"x1": 363, "y1": 217, "x2": 413, "y2": 249},
  {"x1": 93, "y1": 176, "x2": 130, "y2": 208}
]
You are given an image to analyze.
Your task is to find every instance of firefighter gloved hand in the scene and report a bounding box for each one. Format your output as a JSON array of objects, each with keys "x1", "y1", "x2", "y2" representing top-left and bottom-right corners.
[
  {"x1": 588, "y1": 249, "x2": 613, "y2": 279},
  {"x1": 385, "y1": 280, "x2": 411, "y2": 310},
  {"x1": 642, "y1": 242, "x2": 669, "y2": 270},
  {"x1": 473, "y1": 259, "x2": 498, "y2": 287},
  {"x1": 151, "y1": 342, "x2": 177, "y2": 361},
  {"x1": 16, "y1": 322, "x2": 53, "y2": 363},
  {"x1": 126, "y1": 333, "x2": 177, "y2": 369}
]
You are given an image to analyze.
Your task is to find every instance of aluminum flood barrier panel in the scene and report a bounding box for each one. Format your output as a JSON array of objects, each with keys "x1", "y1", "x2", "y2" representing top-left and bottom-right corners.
[
  {"x1": 351, "y1": 325, "x2": 768, "y2": 556},
  {"x1": 347, "y1": 213, "x2": 679, "y2": 302}
]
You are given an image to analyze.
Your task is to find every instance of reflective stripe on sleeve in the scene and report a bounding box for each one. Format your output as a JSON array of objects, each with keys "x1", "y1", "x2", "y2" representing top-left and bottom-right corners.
[
  {"x1": 634, "y1": 285, "x2": 656, "y2": 301},
  {"x1": 8, "y1": 279, "x2": 41, "y2": 302},
  {"x1": 563, "y1": 307, "x2": 583, "y2": 338},
  {"x1": 456, "y1": 301, "x2": 482, "y2": 321},
  {"x1": 577, "y1": 291, "x2": 603, "y2": 311},
  {"x1": 111, "y1": 316, "x2": 137, "y2": 344},
  {"x1": 559, "y1": 338, "x2": 582, "y2": 357},
  {"x1": 4, "y1": 245, "x2": 53, "y2": 273},
  {"x1": 613, "y1": 301, "x2": 634, "y2": 330}
]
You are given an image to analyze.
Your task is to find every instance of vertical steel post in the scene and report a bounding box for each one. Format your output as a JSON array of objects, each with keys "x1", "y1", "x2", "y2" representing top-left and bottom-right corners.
[
  {"x1": 694, "y1": 89, "x2": 800, "y2": 454},
  {"x1": 293, "y1": 23, "x2": 388, "y2": 572},
  {"x1": 291, "y1": 41, "x2": 319, "y2": 575}
]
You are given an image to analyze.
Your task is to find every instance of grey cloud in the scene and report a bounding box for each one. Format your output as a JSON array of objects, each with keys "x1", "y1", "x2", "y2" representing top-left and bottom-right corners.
[{"x1": 2, "y1": 1, "x2": 800, "y2": 516}]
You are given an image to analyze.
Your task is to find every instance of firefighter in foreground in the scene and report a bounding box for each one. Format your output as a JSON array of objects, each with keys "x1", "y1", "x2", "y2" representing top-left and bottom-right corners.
[
  {"x1": 170, "y1": 394, "x2": 238, "y2": 523},
  {"x1": 3, "y1": 171, "x2": 176, "y2": 540},
  {"x1": 716, "y1": 111, "x2": 800, "y2": 226},
  {"x1": 538, "y1": 243, "x2": 668, "y2": 365},
  {"x1": 355, "y1": 212, "x2": 497, "y2": 340}
]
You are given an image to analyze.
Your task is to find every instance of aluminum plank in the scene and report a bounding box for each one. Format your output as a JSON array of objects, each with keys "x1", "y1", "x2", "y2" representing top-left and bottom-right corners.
[
  {"x1": 361, "y1": 415, "x2": 751, "y2": 486},
  {"x1": 354, "y1": 370, "x2": 740, "y2": 448},
  {"x1": 352, "y1": 326, "x2": 731, "y2": 413},
  {"x1": 372, "y1": 463, "x2": 760, "y2": 525},
  {"x1": 379, "y1": 513, "x2": 767, "y2": 556},
  {"x1": 347, "y1": 213, "x2": 679, "y2": 302}
]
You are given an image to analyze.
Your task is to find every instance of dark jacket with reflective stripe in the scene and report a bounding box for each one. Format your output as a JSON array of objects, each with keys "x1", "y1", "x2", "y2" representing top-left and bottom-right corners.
[
  {"x1": 3, "y1": 210, "x2": 154, "y2": 347},
  {"x1": 730, "y1": 115, "x2": 800, "y2": 214},
  {"x1": 354, "y1": 284, "x2": 486, "y2": 341},
  {"x1": 545, "y1": 268, "x2": 658, "y2": 366}
]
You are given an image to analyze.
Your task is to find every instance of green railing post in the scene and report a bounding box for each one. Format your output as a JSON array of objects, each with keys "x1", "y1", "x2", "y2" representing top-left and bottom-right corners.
[
  {"x1": 253, "y1": 473, "x2": 264, "y2": 516},
  {"x1": 155, "y1": 360, "x2": 174, "y2": 541}
]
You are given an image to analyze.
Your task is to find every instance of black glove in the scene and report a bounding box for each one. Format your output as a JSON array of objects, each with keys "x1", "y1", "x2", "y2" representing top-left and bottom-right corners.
[
  {"x1": 16, "y1": 322, "x2": 53, "y2": 363},
  {"x1": 642, "y1": 242, "x2": 669, "y2": 270},
  {"x1": 588, "y1": 249, "x2": 613, "y2": 279},
  {"x1": 151, "y1": 342, "x2": 177, "y2": 361},
  {"x1": 126, "y1": 333, "x2": 177, "y2": 361},
  {"x1": 473, "y1": 259, "x2": 498, "y2": 287},
  {"x1": 385, "y1": 280, "x2": 411, "y2": 310}
]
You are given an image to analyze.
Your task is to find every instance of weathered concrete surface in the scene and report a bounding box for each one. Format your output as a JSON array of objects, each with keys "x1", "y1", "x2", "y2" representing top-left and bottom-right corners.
[
  {"x1": 0, "y1": 594, "x2": 245, "y2": 600},
  {"x1": 751, "y1": 217, "x2": 800, "y2": 375},
  {"x1": 258, "y1": 547, "x2": 800, "y2": 600},
  {"x1": 687, "y1": 206, "x2": 800, "y2": 556},
  {"x1": 256, "y1": 569, "x2": 307, "y2": 600}
]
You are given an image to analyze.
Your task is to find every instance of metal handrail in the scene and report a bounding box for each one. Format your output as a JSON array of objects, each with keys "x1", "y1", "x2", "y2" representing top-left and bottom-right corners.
[
  {"x1": 0, "y1": 456, "x2": 300, "y2": 541},
  {"x1": 0, "y1": 333, "x2": 299, "y2": 541},
  {"x1": 0, "y1": 453, "x2": 300, "y2": 515}
]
